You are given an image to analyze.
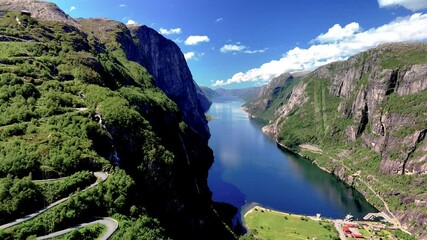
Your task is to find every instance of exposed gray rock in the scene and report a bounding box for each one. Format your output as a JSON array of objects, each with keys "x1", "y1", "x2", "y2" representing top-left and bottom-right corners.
[
  {"x1": 245, "y1": 73, "x2": 292, "y2": 114},
  {"x1": 0, "y1": 0, "x2": 78, "y2": 26},
  {"x1": 263, "y1": 81, "x2": 308, "y2": 136},
  {"x1": 195, "y1": 83, "x2": 212, "y2": 113},
  {"x1": 129, "y1": 25, "x2": 210, "y2": 139}
]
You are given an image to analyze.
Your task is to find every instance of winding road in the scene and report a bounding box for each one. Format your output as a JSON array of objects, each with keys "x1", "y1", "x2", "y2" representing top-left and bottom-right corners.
[
  {"x1": 0, "y1": 172, "x2": 109, "y2": 230},
  {"x1": 36, "y1": 217, "x2": 118, "y2": 240}
]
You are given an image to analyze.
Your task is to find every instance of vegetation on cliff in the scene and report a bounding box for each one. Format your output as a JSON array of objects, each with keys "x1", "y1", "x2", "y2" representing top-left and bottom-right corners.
[
  {"x1": 245, "y1": 43, "x2": 427, "y2": 239},
  {"x1": 0, "y1": 8, "x2": 233, "y2": 239}
]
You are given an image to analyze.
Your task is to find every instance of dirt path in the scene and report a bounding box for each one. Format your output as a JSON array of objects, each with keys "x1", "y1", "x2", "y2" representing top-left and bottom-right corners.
[
  {"x1": 299, "y1": 144, "x2": 323, "y2": 153},
  {"x1": 0, "y1": 172, "x2": 108, "y2": 230},
  {"x1": 36, "y1": 217, "x2": 118, "y2": 240}
]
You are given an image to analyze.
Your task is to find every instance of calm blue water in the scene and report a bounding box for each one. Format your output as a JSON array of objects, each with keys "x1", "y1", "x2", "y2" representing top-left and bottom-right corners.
[{"x1": 207, "y1": 97, "x2": 377, "y2": 221}]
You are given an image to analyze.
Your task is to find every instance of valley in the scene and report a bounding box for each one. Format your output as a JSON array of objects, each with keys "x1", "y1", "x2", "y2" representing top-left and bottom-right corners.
[{"x1": 0, "y1": 0, "x2": 425, "y2": 239}]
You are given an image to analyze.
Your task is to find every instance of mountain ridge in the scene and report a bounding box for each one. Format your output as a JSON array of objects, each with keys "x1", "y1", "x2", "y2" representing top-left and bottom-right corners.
[
  {"x1": 0, "y1": 2, "x2": 235, "y2": 239},
  {"x1": 245, "y1": 42, "x2": 427, "y2": 239}
]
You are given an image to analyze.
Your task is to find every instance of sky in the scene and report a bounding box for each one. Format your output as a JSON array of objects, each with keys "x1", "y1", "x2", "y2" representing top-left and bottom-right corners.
[{"x1": 48, "y1": 0, "x2": 427, "y2": 89}]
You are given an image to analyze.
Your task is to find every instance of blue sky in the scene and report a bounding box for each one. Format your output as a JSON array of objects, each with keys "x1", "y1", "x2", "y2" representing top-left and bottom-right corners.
[{"x1": 49, "y1": 0, "x2": 427, "y2": 89}]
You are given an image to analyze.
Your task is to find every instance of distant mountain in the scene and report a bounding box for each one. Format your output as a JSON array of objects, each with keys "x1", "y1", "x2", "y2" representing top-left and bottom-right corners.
[
  {"x1": 245, "y1": 42, "x2": 427, "y2": 239},
  {"x1": 201, "y1": 86, "x2": 261, "y2": 102},
  {"x1": 195, "y1": 83, "x2": 212, "y2": 112},
  {"x1": 199, "y1": 86, "x2": 221, "y2": 99}
]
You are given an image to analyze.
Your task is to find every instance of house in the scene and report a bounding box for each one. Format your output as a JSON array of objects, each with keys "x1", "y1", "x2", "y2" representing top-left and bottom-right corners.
[
  {"x1": 352, "y1": 232, "x2": 364, "y2": 238},
  {"x1": 21, "y1": 10, "x2": 31, "y2": 16},
  {"x1": 343, "y1": 226, "x2": 350, "y2": 233},
  {"x1": 349, "y1": 227, "x2": 364, "y2": 239}
]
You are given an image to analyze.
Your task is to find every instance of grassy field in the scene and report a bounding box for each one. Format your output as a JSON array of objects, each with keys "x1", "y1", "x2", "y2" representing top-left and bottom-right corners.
[{"x1": 244, "y1": 207, "x2": 339, "y2": 240}]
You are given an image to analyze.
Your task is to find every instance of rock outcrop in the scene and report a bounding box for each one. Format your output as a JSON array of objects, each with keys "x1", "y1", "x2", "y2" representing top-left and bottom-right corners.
[
  {"x1": 128, "y1": 25, "x2": 210, "y2": 139},
  {"x1": 0, "y1": 0, "x2": 78, "y2": 26},
  {"x1": 313, "y1": 43, "x2": 427, "y2": 175},
  {"x1": 243, "y1": 72, "x2": 307, "y2": 121}
]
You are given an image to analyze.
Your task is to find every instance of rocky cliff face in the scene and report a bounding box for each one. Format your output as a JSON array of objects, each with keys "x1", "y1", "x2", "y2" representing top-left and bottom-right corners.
[
  {"x1": 74, "y1": 18, "x2": 231, "y2": 238},
  {"x1": 247, "y1": 42, "x2": 427, "y2": 238},
  {"x1": 128, "y1": 25, "x2": 210, "y2": 139},
  {"x1": 243, "y1": 73, "x2": 300, "y2": 121},
  {"x1": 313, "y1": 43, "x2": 427, "y2": 175},
  {"x1": 195, "y1": 83, "x2": 212, "y2": 113}
]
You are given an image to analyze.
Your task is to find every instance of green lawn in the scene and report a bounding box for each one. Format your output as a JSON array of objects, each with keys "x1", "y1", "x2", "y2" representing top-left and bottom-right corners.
[{"x1": 244, "y1": 208, "x2": 339, "y2": 240}]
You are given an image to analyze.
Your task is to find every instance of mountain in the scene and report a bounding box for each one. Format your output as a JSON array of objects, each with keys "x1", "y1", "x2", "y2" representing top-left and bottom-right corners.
[
  {"x1": 195, "y1": 84, "x2": 212, "y2": 113},
  {"x1": 199, "y1": 86, "x2": 221, "y2": 99},
  {"x1": 0, "y1": 0, "x2": 78, "y2": 26},
  {"x1": 0, "y1": 2, "x2": 235, "y2": 239},
  {"x1": 245, "y1": 42, "x2": 427, "y2": 239},
  {"x1": 202, "y1": 86, "x2": 261, "y2": 101},
  {"x1": 243, "y1": 72, "x2": 307, "y2": 121},
  {"x1": 127, "y1": 24, "x2": 210, "y2": 138}
]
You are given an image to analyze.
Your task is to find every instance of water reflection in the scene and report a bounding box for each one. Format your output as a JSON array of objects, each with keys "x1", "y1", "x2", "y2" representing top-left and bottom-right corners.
[{"x1": 208, "y1": 98, "x2": 377, "y2": 221}]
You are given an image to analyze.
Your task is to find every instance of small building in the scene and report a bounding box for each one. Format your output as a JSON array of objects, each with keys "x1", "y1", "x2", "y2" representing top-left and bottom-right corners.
[
  {"x1": 349, "y1": 227, "x2": 364, "y2": 239},
  {"x1": 352, "y1": 232, "x2": 364, "y2": 238},
  {"x1": 343, "y1": 226, "x2": 350, "y2": 233},
  {"x1": 21, "y1": 10, "x2": 31, "y2": 16},
  {"x1": 344, "y1": 223, "x2": 358, "y2": 228}
]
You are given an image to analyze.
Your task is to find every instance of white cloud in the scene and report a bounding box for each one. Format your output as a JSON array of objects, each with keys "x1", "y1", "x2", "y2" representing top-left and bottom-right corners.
[
  {"x1": 220, "y1": 44, "x2": 268, "y2": 54},
  {"x1": 216, "y1": 18, "x2": 223, "y2": 22},
  {"x1": 184, "y1": 52, "x2": 195, "y2": 60},
  {"x1": 69, "y1": 6, "x2": 76, "y2": 11},
  {"x1": 126, "y1": 19, "x2": 137, "y2": 25},
  {"x1": 119, "y1": 4, "x2": 126, "y2": 7},
  {"x1": 173, "y1": 38, "x2": 183, "y2": 43},
  {"x1": 314, "y1": 22, "x2": 361, "y2": 43},
  {"x1": 244, "y1": 48, "x2": 268, "y2": 54},
  {"x1": 220, "y1": 44, "x2": 246, "y2": 53},
  {"x1": 213, "y1": 13, "x2": 427, "y2": 87},
  {"x1": 378, "y1": 0, "x2": 427, "y2": 11},
  {"x1": 159, "y1": 27, "x2": 182, "y2": 35},
  {"x1": 185, "y1": 35, "x2": 210, "y2": 45}
]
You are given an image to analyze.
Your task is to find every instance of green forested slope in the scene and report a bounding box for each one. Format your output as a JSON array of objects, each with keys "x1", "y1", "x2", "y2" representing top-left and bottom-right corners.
[{"x1": 0, "y1": 11, "x2": 231, "y2": 239}]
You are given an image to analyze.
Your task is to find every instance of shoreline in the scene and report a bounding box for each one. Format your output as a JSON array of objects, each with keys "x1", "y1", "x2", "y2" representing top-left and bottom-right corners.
[
  {"x1": 275, "y1": 140, "x2": 332, "y2": 174},
  {"x1": 238, "y1": 103, "x2": 411, "y2": 237},
  {"x1": 243, "y1": 205, "x2": 326, "y2": 221}
]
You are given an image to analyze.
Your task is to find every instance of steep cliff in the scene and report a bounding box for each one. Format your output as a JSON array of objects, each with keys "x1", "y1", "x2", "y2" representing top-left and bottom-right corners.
[
  {"x1": 128, "y1": 25, "x2": 210, "y2": 139},
  {"x1": 0, "y1": 2, "x2": 234, "y2": 239},
  {"x1": 195, "y1": 83, "x2": 212, "y2": 112},
  {"x1": 243, "y1": 72, "x2": 303, "y2": 120},
  {"x1": 247, "y1": 42, "x2": 427, "y2": 238},
  {"x1": 199, "y1": 86, "x2": 221, "y2": 99}
]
